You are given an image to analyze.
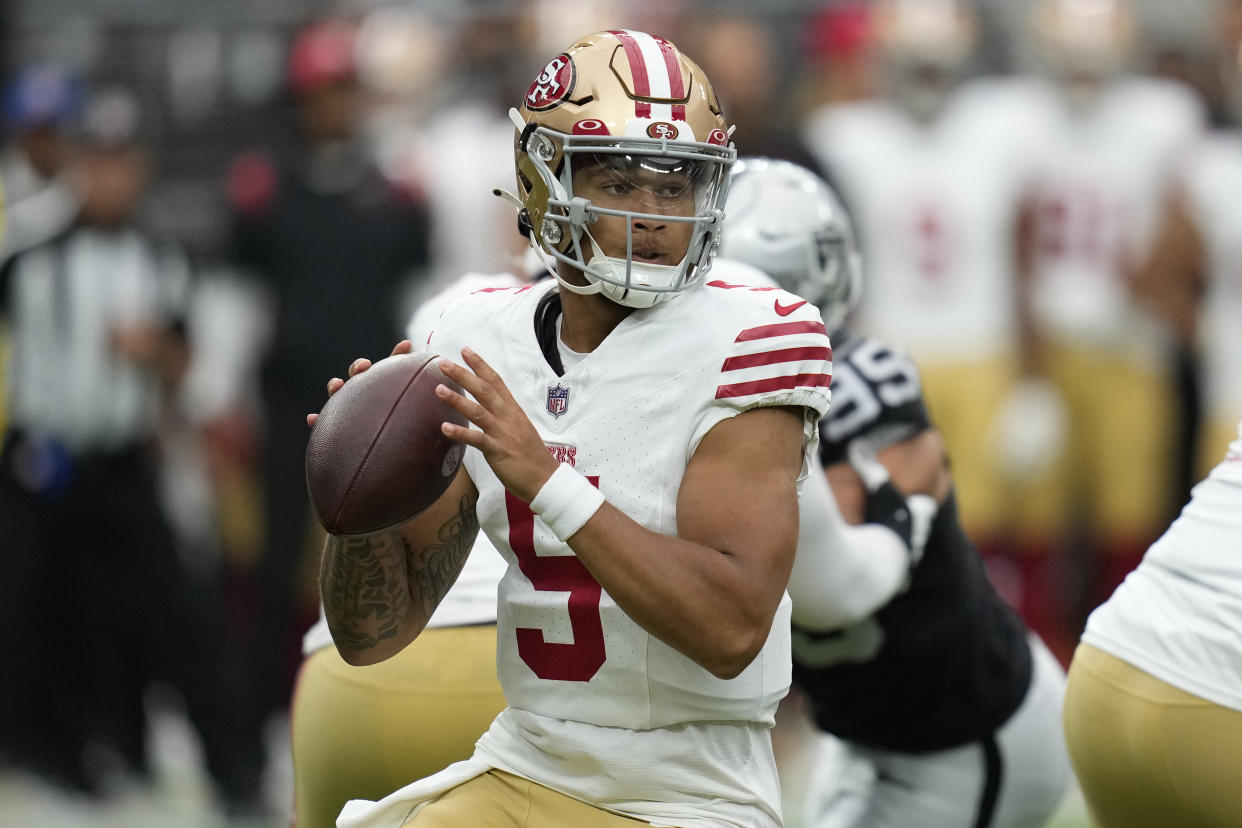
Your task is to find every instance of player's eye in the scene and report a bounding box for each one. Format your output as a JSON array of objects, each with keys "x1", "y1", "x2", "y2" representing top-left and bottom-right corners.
[{"x1": 654, "y1": 179, "x2": 692, "y2": 199}]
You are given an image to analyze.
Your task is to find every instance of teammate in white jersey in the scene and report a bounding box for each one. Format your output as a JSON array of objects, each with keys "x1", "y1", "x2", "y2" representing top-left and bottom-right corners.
[
  {"x1": 291, "y1": 271, "x2": 521, "y2": 828},
  {"x1": 310, "y1": 31, "x2": 833, "y2": 828},
  {"x1": 1133, "y1": 0, "x2": 1242, "y2": 481},
  {"x1": 801, "y1": 0, "x2": 1048, "y2": 565},
  {"x1": 723, "y1": 157, "x2": 1070, "y2": 828},
  {"x1": 1010, "y1": 0, "x2": 1207, "y2": 658},
  {"x1": 1062, "y1": 417, "x2": 1242, "y2": 827}
]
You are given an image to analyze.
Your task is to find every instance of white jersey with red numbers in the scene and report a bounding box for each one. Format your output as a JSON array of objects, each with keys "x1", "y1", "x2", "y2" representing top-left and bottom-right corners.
[
  {"x1": 802, "y1": 77, "x2": 1046, "y2": 361},
  {"x1": 1177, "y1": 133, "x2": 1242, "y2": 417},
  {"x1": 1083, "y1": 418, "x2": 1242, "y2": 713},
  {"x1": 340, "y1": 276, "x2": 832, "y2": 828},
  {"x1": 1023, "y1": 76, "x2": 1204, "y2": 348}
]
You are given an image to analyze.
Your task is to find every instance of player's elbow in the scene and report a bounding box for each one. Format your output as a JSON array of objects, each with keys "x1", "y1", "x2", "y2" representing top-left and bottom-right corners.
[
  {"x1": 327, "y1": 620, "x2": 417, "y2": 666},
  {"x1": 336, "y1": 646, "x2": 384, "y2": 667},
  {"x1": 701, "y1": 624, "x2": 771, "y2": 680}
]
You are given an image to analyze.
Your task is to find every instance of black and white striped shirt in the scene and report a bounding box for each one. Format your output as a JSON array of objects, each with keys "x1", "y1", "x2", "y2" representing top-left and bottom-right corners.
[{"x1": 0, "y1": 226, "x2": 190, "y2": 452}]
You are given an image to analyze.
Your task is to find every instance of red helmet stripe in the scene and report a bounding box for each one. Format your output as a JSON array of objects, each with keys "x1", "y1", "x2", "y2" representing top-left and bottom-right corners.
[
  {"x1": 609, "y1": 29, "x2": 652, "y2": 118},
  {"x1": 653, "y1": 35, "x2": 687, "y2": 120}
]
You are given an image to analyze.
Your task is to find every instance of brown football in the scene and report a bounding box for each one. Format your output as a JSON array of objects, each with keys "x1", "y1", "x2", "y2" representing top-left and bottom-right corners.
[{"x1": 305, "y1": 352, "x2": 468, "y2": 536}]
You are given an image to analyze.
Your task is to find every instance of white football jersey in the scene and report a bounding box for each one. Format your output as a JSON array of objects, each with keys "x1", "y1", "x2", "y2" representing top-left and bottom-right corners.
[
  {"x1": 423, "y1": 276, "x2": 832, "y2": 825},
  {"x1": 1022, "y1": 76, "x2": 1204, "y2": 347},
  {"x1": 1177, "y1": 133, "x2": 1242, "y2": 417},
  {"x1": 802, "y1": 78, "x2": 1047, "y2": 361},
  {"x1": 1083, "y1": 419, "x2": 1242, "y2": 713}
]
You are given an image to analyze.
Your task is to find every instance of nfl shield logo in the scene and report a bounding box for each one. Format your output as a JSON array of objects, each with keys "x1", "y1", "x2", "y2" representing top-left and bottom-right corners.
[{"x1": 546, "y1": 384, "x2": 570, "y2": 418}]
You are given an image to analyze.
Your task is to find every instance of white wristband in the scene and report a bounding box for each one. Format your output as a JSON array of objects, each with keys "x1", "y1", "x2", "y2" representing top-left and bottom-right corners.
[{"x1": 530, "y1": 463, "x2": 605, "y2": 542}]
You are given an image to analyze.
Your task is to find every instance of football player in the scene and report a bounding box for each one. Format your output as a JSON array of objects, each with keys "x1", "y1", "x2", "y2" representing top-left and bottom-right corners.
[
  {"x1": 1063, "y1": 415, "x2": 1242, "y2": 827},
  {"x1": 720, "y1": 158, "x2": 1071, "y2": 828},
  {"x1": 800, "y1": 0, "x2": 1051, "y2": 571},
  {"x1": 1131, "y1": 0, "x2": 1242, "y2": 483},
  {"x1": 312, "y1": 31, "x2": 833, "y2": 828},
  {"x1": 1009, "y1": 0, "x2": 1207, "y2": 647}
]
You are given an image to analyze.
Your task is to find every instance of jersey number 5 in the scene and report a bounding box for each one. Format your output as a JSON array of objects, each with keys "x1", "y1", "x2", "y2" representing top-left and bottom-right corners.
[{"x1": 506, "y1": 484, "x2": 607, "y2": 682}]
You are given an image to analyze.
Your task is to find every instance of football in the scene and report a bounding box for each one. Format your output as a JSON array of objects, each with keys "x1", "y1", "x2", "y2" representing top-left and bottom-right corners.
[{"x1": 305, "y1": 351, "x2": 468, "y2": 536}]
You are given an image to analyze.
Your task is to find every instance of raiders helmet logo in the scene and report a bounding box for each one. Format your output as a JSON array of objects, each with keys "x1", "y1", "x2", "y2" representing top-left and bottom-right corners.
[{"x1": 525, "y1": 54, "x2": 576, "y2": 111}]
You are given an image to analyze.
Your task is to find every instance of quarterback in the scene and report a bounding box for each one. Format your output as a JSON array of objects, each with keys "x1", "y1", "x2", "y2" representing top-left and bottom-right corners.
[{"x1": 315, "y1": 31, "x2": 832, "y2": 828}]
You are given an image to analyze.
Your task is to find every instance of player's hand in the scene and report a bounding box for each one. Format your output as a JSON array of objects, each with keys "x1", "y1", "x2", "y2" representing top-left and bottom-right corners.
[
  {"x1": 306, "y1": 340, "x2": 414, "y2": 428},
  {"x1": 847, "y1": 440, "x2": 938, "y2": 568},
  {"x1": 435, "y1": 346, "x2": 559, "y2": 503}
]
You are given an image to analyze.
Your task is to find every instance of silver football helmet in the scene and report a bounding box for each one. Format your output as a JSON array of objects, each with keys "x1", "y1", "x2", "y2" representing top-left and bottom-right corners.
[{"x1": 720, "y1": 157, "x2": 863, "y2": 333}]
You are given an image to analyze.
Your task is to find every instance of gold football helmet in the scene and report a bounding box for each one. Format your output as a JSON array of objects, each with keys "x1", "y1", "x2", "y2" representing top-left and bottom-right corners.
[{"x1": 505, "y1": 30, "x2": 736, "y2": 309}]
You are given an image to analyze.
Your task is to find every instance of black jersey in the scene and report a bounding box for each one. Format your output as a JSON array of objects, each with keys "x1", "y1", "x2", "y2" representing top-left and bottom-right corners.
[{"x1": 793, "y1": 332, "x2": 1032, "y2": 753}]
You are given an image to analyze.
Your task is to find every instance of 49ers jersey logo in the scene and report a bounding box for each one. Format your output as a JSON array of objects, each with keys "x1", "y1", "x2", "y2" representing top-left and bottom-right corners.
[{"x1": 525, "y1": 53, "x2": 575, "y2": 111}]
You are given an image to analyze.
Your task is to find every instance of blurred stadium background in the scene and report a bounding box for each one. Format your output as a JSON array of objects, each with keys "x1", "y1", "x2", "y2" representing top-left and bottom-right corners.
[{"x1": 0, "y1": 0, "x2": 1229, "y2": 825}]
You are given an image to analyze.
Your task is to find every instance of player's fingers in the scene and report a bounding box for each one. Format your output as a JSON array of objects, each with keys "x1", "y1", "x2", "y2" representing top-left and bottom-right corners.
[
  {"x1": 441, "y1": 420, "x2": 485, "y2": 448},
  {"x1": 347, "y1": 358, "x2": 372, "y2": 379},
  {"x1": 435, "y1": 383, "x2": 490, "y2": 426},
  {"x1": 459, "y1": 347, "x2": 515, "y2": 405},
  {"x1": 326, "y1": 377, "x2": 345, "y2": 396},
  {"x1": 307, "y1": 412, "x2": 318, "y2": 428},
  {"x1": 438, "y1": 358, "x2": 501, "y2": 410},
  {"x1": 390, "y1": 339, "x2": 413, "y2": 357}
]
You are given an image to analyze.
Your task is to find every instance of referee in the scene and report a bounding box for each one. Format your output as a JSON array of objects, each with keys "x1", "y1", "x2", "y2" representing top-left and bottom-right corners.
[{"x1": 0, "y1": 85, "x2": 260, "y2": 810}]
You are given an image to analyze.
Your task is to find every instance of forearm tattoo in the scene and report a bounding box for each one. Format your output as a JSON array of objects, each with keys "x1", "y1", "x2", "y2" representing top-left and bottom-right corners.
[
  {"x1": 321, "y1": 530, "x2": 411, "y2": 656},
  {"x1": 410, "y1": 496, "x2": 479, "y2": 619},
  {"x1": 321, "y1": 496, "x2": 479, "y2": 658}
]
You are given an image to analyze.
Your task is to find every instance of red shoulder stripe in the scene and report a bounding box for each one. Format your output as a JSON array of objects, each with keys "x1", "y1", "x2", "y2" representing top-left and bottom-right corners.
[
  {"x1": 735, "y1": 321, "x2": 828, "y2": 342},
  {"x1": 721, "y1": 346, "x2": 832, "y2": 372},
  {"x1": 715, "y1": 372, "x2": 832, "y2": 400}
]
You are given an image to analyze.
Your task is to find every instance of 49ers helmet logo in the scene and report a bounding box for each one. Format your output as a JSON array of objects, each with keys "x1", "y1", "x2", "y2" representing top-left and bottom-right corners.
[
  {"x1": 525, "y1": 54, "x2": 575, "y2": 111},
  {"x1": 646, "y1": 121, "x2": 679, "y2": 140}
]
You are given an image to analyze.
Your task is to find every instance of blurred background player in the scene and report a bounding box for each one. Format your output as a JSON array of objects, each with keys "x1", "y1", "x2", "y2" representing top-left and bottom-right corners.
[
  {"x1": 800, "y1": 0, "x2": 1049, "y2": 580},
  {"x1": 0, "y1": 84, "x2": 258, "y2": 812},
  {"x1": 1062, "y1": 415, "x2": 1242, "y2": 828},
  {"x1": 358, "y1": 5, "x2": 531, "y2": 304},
  {"x1": 722, "y1": 157, "x2": 1070, "y2": 828},
  {"x1": 225, "y1": 16, "x2": 434, "y2": 747},
  {"x1": 1009, "y1": 0, "x2": 1207, "y2": 662},
  {"x1": 1135, "y1": 0, "x2": 1242, "y2": 481}
]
